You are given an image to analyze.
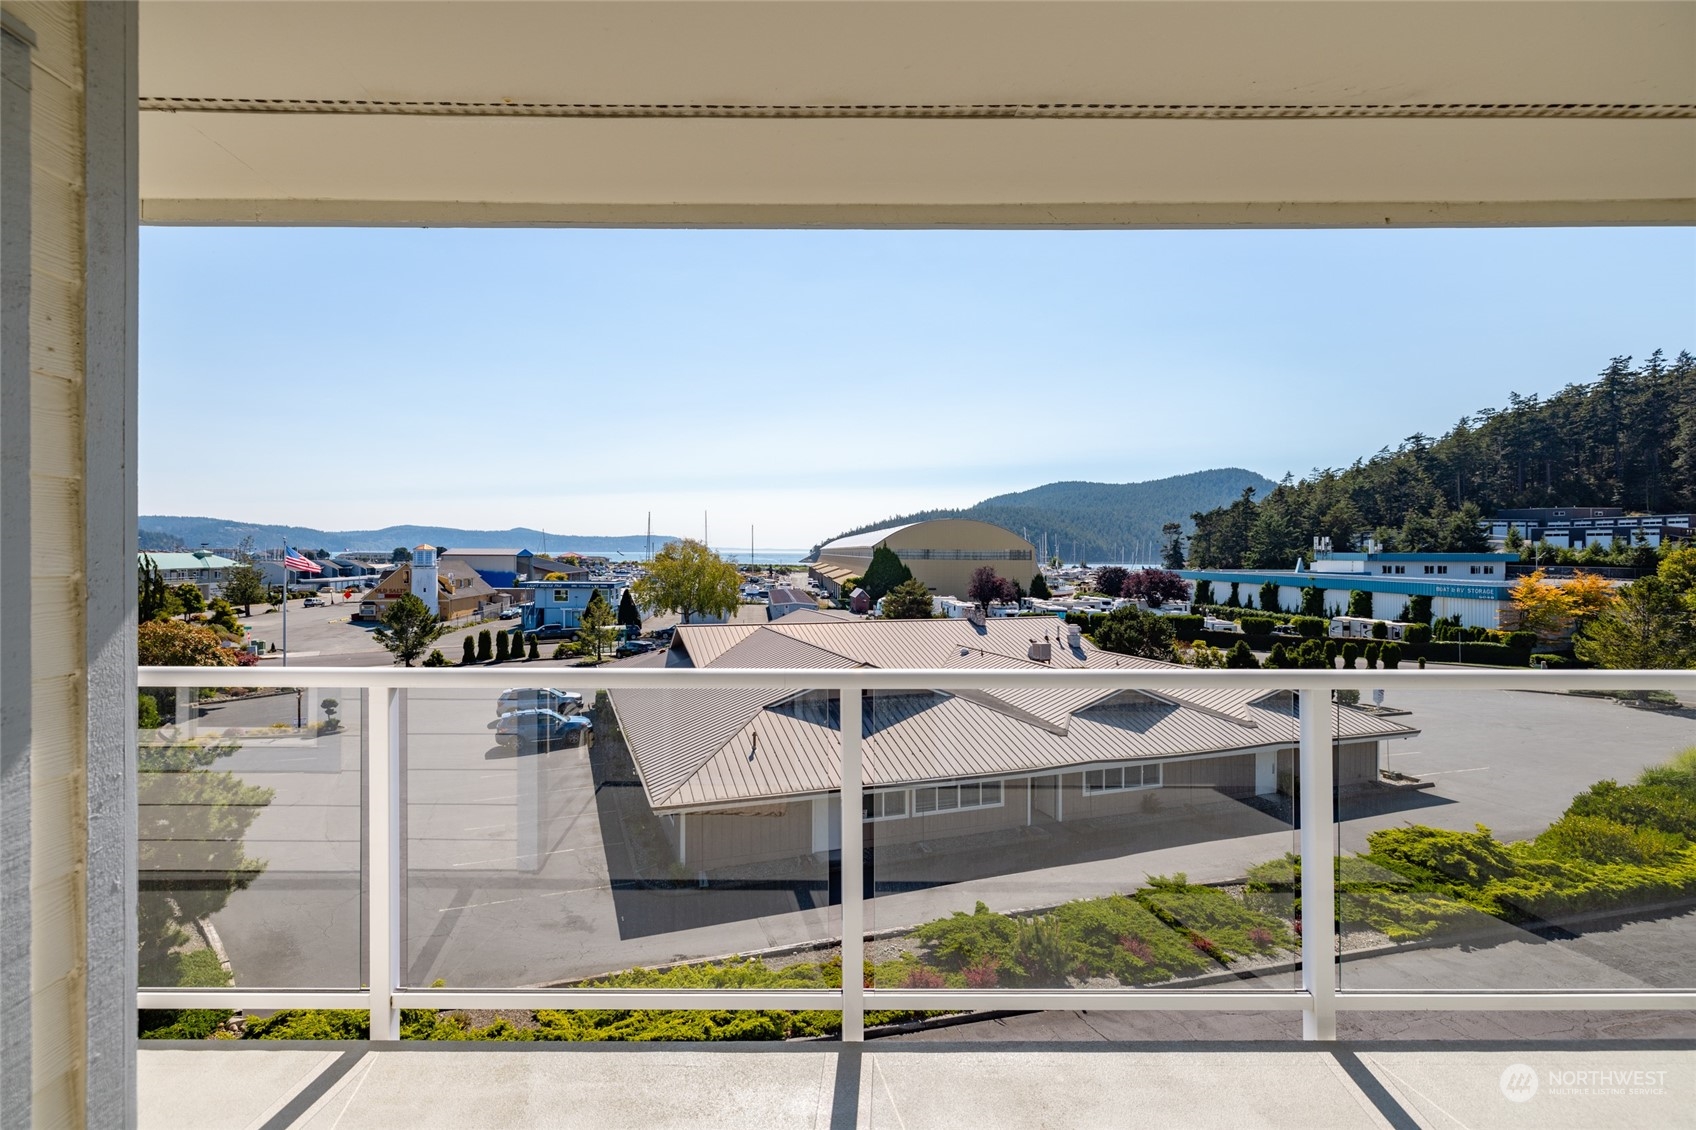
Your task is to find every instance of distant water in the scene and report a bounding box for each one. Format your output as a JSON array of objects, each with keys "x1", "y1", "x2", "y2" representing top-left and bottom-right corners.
[
  {"x1": 570, "y1": 546, "x2": 812, "y2": 564},
  {"x1": 712, "y1": 547, "x2": 811, "y2": 564}
]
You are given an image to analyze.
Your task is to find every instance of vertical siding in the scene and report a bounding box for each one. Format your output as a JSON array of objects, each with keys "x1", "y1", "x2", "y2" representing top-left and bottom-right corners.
[
  {"x1": 691, "y1": 803, "x2": 813, "y2": 872},
  {"x1": 4, "y1": 0, "x2": 86, "y2": 1124}
]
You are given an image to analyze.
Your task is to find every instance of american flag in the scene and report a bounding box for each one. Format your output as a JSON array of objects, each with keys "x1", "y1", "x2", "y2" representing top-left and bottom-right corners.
[{"x1": 282, "y1": 547, "x2": 322, "y2": 574}]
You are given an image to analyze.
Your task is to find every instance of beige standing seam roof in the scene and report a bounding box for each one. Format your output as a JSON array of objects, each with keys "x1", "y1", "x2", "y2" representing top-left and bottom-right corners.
[{"x1": 608, "y1": 618, "x2": 1418, "y2": 811}]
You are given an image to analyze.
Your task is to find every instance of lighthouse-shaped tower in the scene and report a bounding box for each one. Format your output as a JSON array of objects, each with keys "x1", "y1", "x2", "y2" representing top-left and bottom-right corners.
[{"x1": 410, "y1": 545, "x2": 439, "y2": 616}]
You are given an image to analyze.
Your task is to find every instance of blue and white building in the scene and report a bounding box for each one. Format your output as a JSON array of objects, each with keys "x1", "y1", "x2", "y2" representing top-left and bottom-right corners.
[
  {"x1": 520, "y1": 579, "x2": 628, "y2": 634},
  {"x1": 1179, "y1": 541, "x2": 1522, "y2": 629}
]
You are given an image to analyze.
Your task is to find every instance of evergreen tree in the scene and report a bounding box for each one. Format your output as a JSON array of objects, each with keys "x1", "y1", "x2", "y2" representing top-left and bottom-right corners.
[
  {"x1": 527, "y1": 634, "x2": 540, "y2": 660},
  {"x1": 462, "y1": 636, "x2": 476, "y2": 665},
  {"x1": 1161, "y1": 522, "x2": 1186, "y2": 569},
  {"x1": 1225, "y1": 640, "x2": 1259, "y2": 669},
  {"x1": 859, "y1": 545, "x2": 915, "y2": 601},
  {"x1": 494, "y1": 631, "x2": 509, "y2": 662},
  {"x1": 372, "y1": 594, "x2": 448, "y2": 667},
  {"x1": 476, "y1": 629, "x2": 492, "y2": 663},
  {"x1": 880, "y1": 577, "x2": 935, "y2": 619},
  {"x1": 222, "y1": 564, "x2": 267, "y2": 616},
  {"x1": 1259, "y1": 582, "x2": 1281, "y2": 614},
  {"x1": 617, "y1": 589, "x2": 643, "y2": 634},
  {"x1": 1029, "y1": 572, "x2": 1052, "y2": 600},
  {"x1": 1347, "y1": 590, "x2": 1372, "y2": 618}
]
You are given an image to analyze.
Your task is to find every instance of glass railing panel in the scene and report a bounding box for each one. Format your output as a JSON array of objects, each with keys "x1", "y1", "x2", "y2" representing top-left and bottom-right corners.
[
  {"x1": 401, "y1": 682, "x2": 839, "y2": 1015},
  {"x1": 1337, "y1": 685, "x2": 1695, "y2": 997},
  {"x1": 137, "y1": 682, "x2": 365, "y2": 997},
  {"x1": 863, "y1": 684, "x2": 1304, "y2": 996}
]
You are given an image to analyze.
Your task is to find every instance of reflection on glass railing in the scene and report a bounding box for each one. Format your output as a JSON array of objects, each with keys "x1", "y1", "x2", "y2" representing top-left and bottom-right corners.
[{"x1": 139, "y1": 683, "x2": 363, "y2": 1040}]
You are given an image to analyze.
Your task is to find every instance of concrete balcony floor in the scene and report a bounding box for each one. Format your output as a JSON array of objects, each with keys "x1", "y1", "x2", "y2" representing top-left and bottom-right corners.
[{"x1": 141, "y1": 1032, "x2": 1694, "y2": 1130}]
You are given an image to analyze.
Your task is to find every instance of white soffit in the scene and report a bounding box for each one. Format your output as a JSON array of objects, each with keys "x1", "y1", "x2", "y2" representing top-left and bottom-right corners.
[{"x1": 139, "y1": 0, "x2": 1696, "y2": 227}]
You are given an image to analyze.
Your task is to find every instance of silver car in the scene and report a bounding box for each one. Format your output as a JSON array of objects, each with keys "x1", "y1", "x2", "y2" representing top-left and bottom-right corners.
[{"x1": 496, "y1": 687, "x2": 583, "y2": 717}]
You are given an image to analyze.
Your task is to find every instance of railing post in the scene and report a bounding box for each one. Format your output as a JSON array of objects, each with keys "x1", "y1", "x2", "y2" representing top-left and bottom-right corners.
[
  {"x1": 1299, "y1": 687, "x2": 1336, "y2": 1041},
  {"x1": 366, "y1": 687, "x2": 401, "y2": 1040},
  {"x1": 839, "y1": 684, "x2": 864, "y2": 1042}
]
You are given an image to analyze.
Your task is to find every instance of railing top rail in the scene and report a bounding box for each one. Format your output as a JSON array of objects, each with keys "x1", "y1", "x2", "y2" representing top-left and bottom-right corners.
[{"x1": 137, "y1": 664, "x2": 1696, "y2": 693}]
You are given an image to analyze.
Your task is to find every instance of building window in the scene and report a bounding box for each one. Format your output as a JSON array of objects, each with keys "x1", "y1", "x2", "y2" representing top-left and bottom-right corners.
[
  {"x1": 1083, "y1": 763, "x2": 1162, "y2": 795},
  {"x1": 911, "y1": 779, "x2": 1003, "y2": 815},
  {"x1": 862, "y1": 790, "x2": 908, "y2": 821},
  {"x1": 554, "y1": 590, "x2": 570, "y2": 602}
]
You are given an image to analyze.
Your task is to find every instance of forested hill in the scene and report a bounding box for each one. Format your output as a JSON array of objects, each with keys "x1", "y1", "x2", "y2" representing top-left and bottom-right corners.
[
  {"x1": 137, "y1": 516, "x2": 676, "y2": 556},
  {"x1": 815, "y1": 469, "x2": 1278, "y2": 562},
  {"x1": 1187, "y1": 350, "x2": 1696, "y2": 569}
]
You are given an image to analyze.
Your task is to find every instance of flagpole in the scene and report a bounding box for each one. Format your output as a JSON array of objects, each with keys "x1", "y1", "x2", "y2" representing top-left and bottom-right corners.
[{"x1": 281, "y1": 545, "x2": 288, "y2": 667}]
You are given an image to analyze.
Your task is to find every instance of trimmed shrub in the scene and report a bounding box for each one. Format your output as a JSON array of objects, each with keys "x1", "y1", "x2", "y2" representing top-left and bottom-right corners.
[
  {"x1": 1380, "y1": 642, "x2": 1402, "y2": 669},
  {"x1": 1239, "y1": 615, "x2": 1275, "y2": 636},
  {"x1": 1299, "y1": 586, "x2": 1326, "y2": 617},
  {"x1": 1224, "y1": 582, "x2": 1241, "y2": 609},
  {"x1": 1259, "y1": 582, "x2": 1281, "y2": 614},
  {"x1": 1341, "y1": 642, "x2": 1358, "y2": 669},
  {"x1": 1225, "y1": 641, "x2": 1259, "y2": 669},
  {"x1": 461, "y1": 636, "x2": 476, "y2": 665},
  {"x1": 1370, "y1": 620, "x2": 1388, "y2": 639},
  {"x1": 476, "y1": 629, "x2": 492, "y2": 662},
  {"x1": 421, "y1": 649, "x2": 447, "y2": 667},
  {"x1": 1505, "y1": 631, "x2": 1537, "y2": 651},
  {"x1": 1405, "y1": 595, "x2": 1433, "y2": 624},
  {"x1": 1164, "y1": 614, "x2": 1204, "y2": 637},
  {"x1": 1363, "y1": 641, "x2": 1381, "y2": 668},
  {"x1": 495, "y1": 631, "x2": 510, "y2": 661},
  {"x1": 1192, "y1": 580, "x2": 1215, "y2": 605},
  {"x1": 1403, "y1": 624, "x2": 1431, "y2": 645},
  {"x1": 1347, "y1": 590, "x2": 1373, "y2": 617},
  {"x1": 527, "y1": 634, "x2": 540, "y2": 660},
  {"x1": 552, "y1": 642, "x2": 570, "y2": 660},
  {"x1": 1323, "y1": 640, "x2": 1340, "y2": 665},
  {"x1": 1292, "y1": 616, "x2": 1327, "y2": 639}
]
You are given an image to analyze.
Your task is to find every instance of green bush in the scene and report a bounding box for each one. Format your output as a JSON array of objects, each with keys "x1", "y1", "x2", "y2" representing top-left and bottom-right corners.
[
  {"x1": 1566, "y1": 779, "x2": 1696, "y2": 838},
  {"x1": 1292, "y1": 616, "x2": 1326, "y2": 639},
  {"x1": 495, "y1": 631, "x2": 510, "y2": 661},
  {"x1": 421, "y1": 649, "x2": 448, "y2": 667},
  {"x1": 1504, "y1": 631, "x2": 1537, "y2": 651},
  {"x1": 245, "y1": 1009, "x2": 370, "y2": 1040},
  {"x1": 1533, "y1": 814, "x2": 1686, "y2": 866},
  {"x1": 1340, "y1": 642, "x2": 1358, "y2": 669},
  {"x1": 1239, "y1": 615, "x2": 1275, "y2": 636},
  {"x1": 527, "y1": 634, "x2": 540, "y2": 660},
  {"x1": 1370, "y1": 620, "x2": 1388, "y2": 640},
  {"x1": 1164, "y1": 614, "x2": 1204, "y2": 637},
  {"x1": 1347, "y1": 590, "x2": 1373, "y2": 618},
  {"x1": 1225, "y1": 640, "x2": 1259, "y2": 669},
  {"x1": 1403, "y1": 624, "x2": 1431, "y2": 645},
  {"x1": 1259, "y1": 582, "x2": 1281, "y2": 614},
  {"x1": 1224, "y1": 582, "x2": 1241, "y2": 609},
  {"x1": 1299, "y1": 586, "x2": 1326, "y2": 617},
  {"x1": 1192, "y1": 580, "x2": 1215, "y2": 605},
  {"x1": 1380, "y1": 642, "x2": 1402, "y2": 669},
  {"x1": 1363, "y1": 641, "x2": 1380, "y2": 668},
  {"x1": 138, "y1": 693, "x2": 162, "y2": 729},
  {"x1": 461, "y1": 636, "x2": 476, "y2": 665},
  {"x1": 1405, "y1": 595, "x2": 1433, "y2": 624},
  {"x1": 476, "y1": 629, "x2": 492, "y2": 662}
]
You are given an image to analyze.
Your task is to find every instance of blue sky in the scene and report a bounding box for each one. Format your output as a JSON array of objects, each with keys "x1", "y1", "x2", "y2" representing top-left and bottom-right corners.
[{"x1": 141, "y1": 227, "x2": 1695, "y2": 547}]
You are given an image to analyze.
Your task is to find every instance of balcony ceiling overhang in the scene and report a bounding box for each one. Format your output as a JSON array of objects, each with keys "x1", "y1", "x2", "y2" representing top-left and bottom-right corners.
[{"x1": 139, "y1": 0, "x2": 1696, "y2": 227}]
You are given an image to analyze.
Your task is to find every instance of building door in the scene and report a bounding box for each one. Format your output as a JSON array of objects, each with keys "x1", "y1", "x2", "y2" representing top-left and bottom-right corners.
[{"x1": 1030, "y1": 774, "x2": 1061, "y2": 823}]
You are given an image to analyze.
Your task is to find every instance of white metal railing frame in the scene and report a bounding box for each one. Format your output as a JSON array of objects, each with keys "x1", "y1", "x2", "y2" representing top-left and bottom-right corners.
[{"x1": 136, "y1": 665, "x2": 1696, "y2": 1040}]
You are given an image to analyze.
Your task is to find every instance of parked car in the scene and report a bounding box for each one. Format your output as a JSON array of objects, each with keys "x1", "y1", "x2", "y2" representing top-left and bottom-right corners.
[
  {"x1": 302, "y1": 597, "x2": 326, "y2": 608},
  {"x1": 1271, "y1": 623, "x2": 1302, "y2": 638},
  {"x1": 614, "y1": 639, "x2": 657, "y2": 658},
  {"x1": 498, "y1": 607, "x2": 522, "y2": 620},
  {"x1": 495, "y1": 708, "x2": 592, "y2": 751},
  {"x1": 496, "y1": 687, "x2": 583, "y2": 717},
  {"x1": 531, "y1": 623, "x2": 572, "y2": 641}
]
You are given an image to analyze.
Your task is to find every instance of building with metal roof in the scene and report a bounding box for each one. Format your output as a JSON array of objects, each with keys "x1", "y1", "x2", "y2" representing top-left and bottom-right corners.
[
  {"x1": 1179, "y1": 544, "x2": 1526, "y2": 629},
  {"x1": 811, "y1": 518, "x2": 1037, "y2": 603},
  {"x1": 607, "y1": 616, "x2": 1416, "y2": 871},
  {"x1": 137, "y1": 551, "x2": 237, "y2": 598}
]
